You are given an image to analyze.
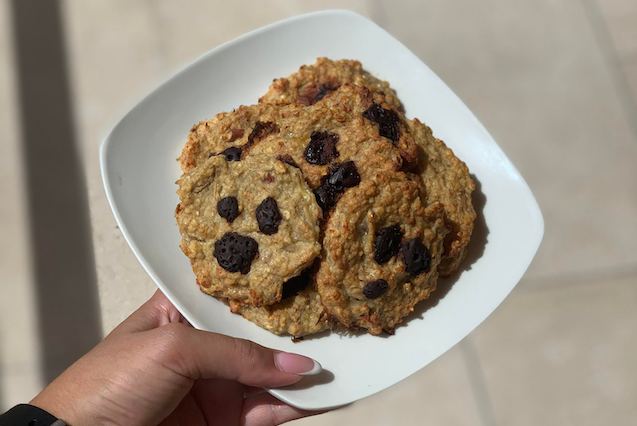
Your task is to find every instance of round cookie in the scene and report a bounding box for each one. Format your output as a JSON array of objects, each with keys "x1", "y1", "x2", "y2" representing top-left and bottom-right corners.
[
  {"x1": 175, "y1": 154, "x2": 322, "y2": 306},
  {"x1": 316, "y1": 172, "x2": 448, "y2": 335},
  {"x1": 257, "y1": 57, "x2": 475, "y2": 276},
  {"x1": 228, "y1": 270, "x2": 330, "y2": 338},
  {"x1": 409, "y1": 119, "x2": 476, "y2": 275},
  {"x1": 259, "y1": 57, "x2": 403, "y2": 111}
]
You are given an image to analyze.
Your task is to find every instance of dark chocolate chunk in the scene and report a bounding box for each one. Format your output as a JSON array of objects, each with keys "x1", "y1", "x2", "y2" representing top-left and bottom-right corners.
[
  {"x1": 315, "y1": 83, "x2": 338, "y2": 102},
  {"x1": 256, "y1": 197, "x2": 282, "y2": 235},
  {"x1": 326, "y1": 161, "x2": 360, "y2": 190},
  {"x1": 313, "y1": 161, "x2": 360, "y2": 210},
  {"x1": 373, "y1": 224, "x2": 403, "y2": 264},
  {"x1": 363, "y1": 103, "x2": 401, "y2": 142},
  {"x1": 313, "y1": 183, "x2": 339, "y2": 211},
  {"x1": 363, "y1": 279, "x2": 389, "y2": 299},
  {"x1": 304, "y1": 131, "x2": 340, "y2": 165},
  {"x1": 217, "y1": 196, "x2": 239, "y2": 223},
  {"x1": 221, "y1": 146, "x2": 242, "y2": 161},
  {"x1": 400, "y1": 238, "x2": 431, "y2": 276},
  {"x1": 246, "y1": 121, "x2": 279, "y2": 148},
  {"x1": 298, "y1": 82, "x2": 339, "y2": 105},
  {"x1": 213, "y1": 232, "x2": 258, "y2": 274}
]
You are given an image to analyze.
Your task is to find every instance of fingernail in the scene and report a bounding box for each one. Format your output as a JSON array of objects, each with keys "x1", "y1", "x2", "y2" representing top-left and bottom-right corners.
[{"x1": 274, "y1": 352, "x2": 322, "y2": 376}]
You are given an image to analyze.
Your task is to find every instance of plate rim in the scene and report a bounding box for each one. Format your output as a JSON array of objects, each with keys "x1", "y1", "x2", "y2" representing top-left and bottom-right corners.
[{"x1": 99, "y1": 8, "x2": 545, "y2": 410}]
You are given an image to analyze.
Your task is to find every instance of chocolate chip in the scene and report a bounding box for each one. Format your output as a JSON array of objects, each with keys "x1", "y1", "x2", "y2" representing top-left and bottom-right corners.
[
  {"x1": 400, "y1": 238, "x2": 431, "y2": 276},
  {"x1": 363, "y1": 279, "x2": 389, "y2": 299},
  {"x1": 281, "y1": 269, "x2": 311, "y2": 299},
  {"x1": 217, "y1": 196, "x2": 239, "y2": 223},
  {"x1": 221, "y1": 146, "x2": 242, "y2": 161},
  {"x1": 315, "y1": 83, "x2": 338, "y2": 102},
  {"x1": 373, "y1": 224, "x2": 403, "y2": 264},
  {"x1": 256, "y1": 197, "x2": 282, "y2": 235},
  {"x1": 363, "y1": 104, "x2": 401, "y2": 142},
  {"x1": 304, "y1": 131, "x2": 340, "y2": 165},
  {"x1": 313, "y1": 161, "x2": 360, "y2": 210},
  {"x1": 313, "y1": 183, "x2": 339, "y2": 211},
  {"x1": 326, "y1": 161, "x2": 360, "y2": 190},
  {"x1": 213, "y1": 232, "x2": 258, "y2": 274},
  {"x1": 298, "y1": 82, "x2": 339, "y2": 105},
  {"x1": 246, "y1": 121, "x2": 279, "y2": 148}
]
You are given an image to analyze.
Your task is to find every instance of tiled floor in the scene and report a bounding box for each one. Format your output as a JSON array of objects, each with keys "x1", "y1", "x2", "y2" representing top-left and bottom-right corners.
[
  {"x1": 471, "y1": 276, "x2": 637, "y2": 426},
  {"x1": 296, "y1": 344, "x2": 485, "y2": 426},
  {"x1": 1, "y1": 1, "x2": 636, "y2": 424}
]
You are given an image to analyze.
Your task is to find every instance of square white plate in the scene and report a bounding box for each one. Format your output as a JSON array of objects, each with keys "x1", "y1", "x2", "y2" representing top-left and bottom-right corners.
[{"x1": 100, "y1": 10, "x2": 543, "y2": 410}]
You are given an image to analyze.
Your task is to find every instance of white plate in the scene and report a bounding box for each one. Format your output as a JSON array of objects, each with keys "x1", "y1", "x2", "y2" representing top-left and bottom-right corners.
[{"x1": 100, "y1": 10, "x2": 543, "y2": 410}]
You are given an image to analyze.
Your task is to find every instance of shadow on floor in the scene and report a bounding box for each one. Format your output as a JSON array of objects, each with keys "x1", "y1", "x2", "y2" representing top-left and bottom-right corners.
[{"x1": 10, "y1": 0, "x2": 102, "y2": 384}]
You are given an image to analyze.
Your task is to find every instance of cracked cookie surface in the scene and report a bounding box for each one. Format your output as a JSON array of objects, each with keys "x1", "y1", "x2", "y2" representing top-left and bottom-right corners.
[{"x1": 316, "y1": 172, "x2": 448, "y2": 335}]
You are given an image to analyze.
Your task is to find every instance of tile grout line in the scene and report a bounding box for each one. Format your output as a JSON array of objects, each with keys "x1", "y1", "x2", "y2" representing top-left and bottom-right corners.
[
  {"x1": 146, "y1": 0, "x2": 169, "y2": 74},
  {"x1": 459, "y1": 338, "x2": 498, "y2": 426},
  {"x1": 622, "y1": 51, "x2": 637, "y2": 66},
  {"x1": 580, "y1": 0, "x2": 637, "y2": 142},
  {"x1": 368, "y1": 0, "x2": 388, "y2": 28},
  {"x1": 518, "y1": 262, "x2": 637, "y2": 293}
]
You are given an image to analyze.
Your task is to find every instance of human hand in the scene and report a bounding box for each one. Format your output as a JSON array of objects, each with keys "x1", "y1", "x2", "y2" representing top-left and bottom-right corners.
[{"x1": 31, "y1": 290, "x2": 323, "y2": 425}]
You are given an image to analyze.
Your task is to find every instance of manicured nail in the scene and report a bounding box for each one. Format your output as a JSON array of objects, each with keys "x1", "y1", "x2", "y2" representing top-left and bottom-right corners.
[{"x1": 274, "y1": 352, "x2": 322, "y2": 376}]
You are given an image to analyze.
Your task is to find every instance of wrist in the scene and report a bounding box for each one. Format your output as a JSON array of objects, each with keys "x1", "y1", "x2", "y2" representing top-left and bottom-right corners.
[
  {"x1": 0, "y1": 403, "x2": 65, "y2": 425},
  {"x1": 30, "y1": 390, "x2": 79, "y2": 426}
]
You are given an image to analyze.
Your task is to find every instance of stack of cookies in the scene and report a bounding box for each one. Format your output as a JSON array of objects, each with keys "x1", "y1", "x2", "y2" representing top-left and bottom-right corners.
[{"x1": 175, "y1": 58, "x2": 476, "y2": 337}]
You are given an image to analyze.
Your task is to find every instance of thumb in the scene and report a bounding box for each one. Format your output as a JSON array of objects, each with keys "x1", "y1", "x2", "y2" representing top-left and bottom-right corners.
[{"x1": 152, "y1": 323, "x2": 321, "y2": 388}]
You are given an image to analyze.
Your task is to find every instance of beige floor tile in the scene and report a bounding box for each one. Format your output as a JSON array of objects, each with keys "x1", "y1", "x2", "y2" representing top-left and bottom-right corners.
[
  {"x1": 593, "y1": 0, "x2": 637, "y2": 59},
  {"x1": 375, "y1": 0, "x2": 637, "y2": 282},
  {"x1": 0, "y1": 0, "x2": 43, "y2": 410},
  {"x1": 0, "y1": 365, "x2": 43, "y2": 411},
  {"x1": 471, "y1": 275, "x2": 637, "y2": 426},
  {"x1": 292, "y1": 345, "x2": 483, "y2": 426},
  {"x1": 152, "y1": 0, "x2": 373, "y2": 70},
  {"x1": 623, "y1": 59, "x2": 637, "y2": 102},
  {"x1": 63, "y1": 0, "x2": 163, "y2": 332}
]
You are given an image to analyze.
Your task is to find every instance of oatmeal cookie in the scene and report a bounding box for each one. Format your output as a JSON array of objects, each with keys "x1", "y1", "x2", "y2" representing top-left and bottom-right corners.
[
  {"x1": 259, "y1": 57, "x2": 403, "y2": 111},
  {"x1": 175, "y1": 154, "x2": 321, "y2": 306},
  {"x1": 316, "y1": 172, "x2": 448, "y2": 335}
]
